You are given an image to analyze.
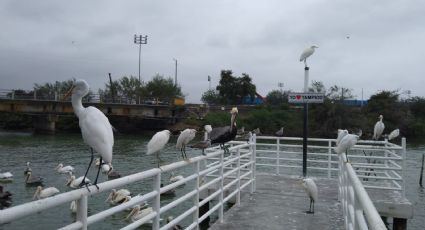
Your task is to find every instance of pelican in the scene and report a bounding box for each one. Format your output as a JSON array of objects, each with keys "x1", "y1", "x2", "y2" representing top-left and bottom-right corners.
[
  {"x1": 169, "y1": 172, "x2": 185, "y2": 185},
  {"x1": 70, "y1": 200, "x2": 77, "y2": 214},
  {"x1": 24, "y1": 162, "x2": 32, "y2": 176},
  {"x1": 166, "y1": 216, "x2": 183, "y2": 230},
  {"x1": 147, "y1": 130, "x2": 171, "y2": 167},
  {"x1": 301, "y1": 178, "x2": 318, "y2": 214},
  {"x1": 66, "y1": 174, "x2": 91, "y2": 189},
  {"x1": 176, "y1": 129, "x2": 197, "y2": 159},
  {"x1": 25, "y1": 171, "x2": 43, "y2": 186},
  {"x1": 204, "y1": 125, "x2": 212, "y2": 136},
  {"x1": 275, "y1": 127, "x2": 284, "y2": 137},
  {"x1": 0, "y1": 185, "x2": 12, "y2": 209},
  {"x1": 107, "y1": 169, "x2": 121, "y2": 179},
  {"x1": 388, "y1": 129, "x2": 400, "y2": 141},
  {"x1": 0, "y1": 171, "x2": 13, "y2": 182},
  {"x1": 65, "y1": 79, "x2": 114, "y2": 189},
  {"x1": 373, "y1": 115, "x2": 385, "y2": 140},
  {"x1": 126, "y1": 204, "x2": 154, "y2": 223},
  {"x1": 210, "y1": 107, "x2": 238, "y2": 154},
  {"x1": 105, "y1": 189, "x2": 131, "y2": 205},
  {"x1": 55, "y1": 163, "x2": 74, "y2": 174},
  {"x1": 336, "y1": 129, "x2": 349, "y2": 146},
  {"x1": 299, "y1": 45, "x2": 319, "y2": 67},
  {"x1": 334, "y1": 132, "x2": 360, "y2": 162},
  {"x1": 33, "y1": 186, "x2": 59, "y2": 200}
]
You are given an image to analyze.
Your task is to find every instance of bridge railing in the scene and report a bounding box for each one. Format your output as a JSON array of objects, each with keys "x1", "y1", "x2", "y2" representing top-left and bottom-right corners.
[
  {"x1": 0, "y1": 89, "x2": 173, "y2": 106},
  {"x1": 0, "y1": 141, "x2": 255, "y2": 230}
]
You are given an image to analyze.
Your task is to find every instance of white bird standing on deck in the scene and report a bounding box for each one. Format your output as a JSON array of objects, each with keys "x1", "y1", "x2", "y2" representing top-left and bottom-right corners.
[
  {"x1": 299, "y1": 45, "x2": 319, "y2": 67},
  {"x1": 33, "y1": 186, "x2": 59, "y2": 200},
  {"x1": 147, "y1": 130, "x2": 171, "y2": 167},
  {"x1": 373, "y1": 115, "x2": 385, "y2": 140},
  {"x1": 55, "y1": 163, "x2": 74, "y2": 174},
  {"x1": 65, "y1": 79, "x2": 114, "y2": 189},
  {"x1": 334, "y1": 132, "x2": 361, "y2": 162},
  {"x1": 176, "y1": 129, "x2": 197, "y2": 160},
  {"x1": 301, "y1": 178, "x2": 318, "y2": 214},
  {"x1": 388, "y1": 129, "x2": 400, "y2": 141}
]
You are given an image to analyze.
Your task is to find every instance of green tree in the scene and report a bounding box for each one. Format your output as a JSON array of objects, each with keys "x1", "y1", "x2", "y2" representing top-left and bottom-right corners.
[
  {"x1": 34, "y1": 79, "x2": 75, "y2": 99},
  {"x1": 201, "y1": 89, "x2": 221, "y2": 104},
  {"x1": 266, "y1": 90, "x2": 289, "y2": 105},
  {"x1": 145, "y1": 74, "x2": 183, "y2": 99},
  {"x1": 215, "y1": 70, "x2": 256, "y2": 104},
  {"x1": 326, "y1": 85, "x2": 354, "y2": 101}
]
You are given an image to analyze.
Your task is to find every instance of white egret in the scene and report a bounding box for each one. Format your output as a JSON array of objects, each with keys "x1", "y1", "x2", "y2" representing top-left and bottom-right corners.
[
  {"x1": 275, "y1": 127, "x2": 284, "y2": 137},
  {"x1": 334, "y1": 133, "x2": 360, "y2": 162},
  {"x1": 388, "y1": 129, "x2": 400, "y2": 141},
  {"x1": 299, "y1": 45, "x2": 319, "y2": 67},
  {"x1": 301, "y1": 178, "x2": 318, "y2": 214},
  {"x1": 147, "y1": 130, "x2": 171, "y2": 167},
  {"x1": 176, "y1": 129, "x2": 197, "y2": 159},
  {"x1": 336, "y1": 129, "x2": 349, "y2": 146},
  {"x1": 210, "y1": 107, "x2": 238, "y2": 154},
  {"x1": 0, "y1": 171, "x2": 13, "y2": 182},
  {"x1": 66, "y1": 174, "x2": 91, "y2": 189},
  {"x1": 33, "y1": 186, "x2": 59, "y2": 200},
  {"x1": 373, "y1": 115, "x2": 385, "y2": 140},
  {"x1": 55, "y1": 163, "x2": 74, "y2": 174},
  {"x1": 65, "y1": 79, "x2": 114, "y2": 189},
  {"x1": 25, "y1": 171, "x2": 43, "y2": 186}
]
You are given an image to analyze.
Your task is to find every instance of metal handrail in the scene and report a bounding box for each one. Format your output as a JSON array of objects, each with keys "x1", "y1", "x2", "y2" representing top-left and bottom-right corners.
[{"x1": 0, "y1": 141, "x2": 256, "y2": 230}]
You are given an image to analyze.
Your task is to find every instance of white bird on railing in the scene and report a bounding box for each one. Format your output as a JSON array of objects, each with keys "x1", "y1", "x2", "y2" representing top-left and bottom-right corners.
[
  {"x1": 176, "y1": 129, "x2": 197, "y2": 160},
  {"x1": 66, "y1": 174, "x2": 91, "y2": 189},
  {"x1": 147, "y1": 130, "x2": 171, "y2": 167},
  {"x1": 0, "y1": 171, "x2": 13, "y2": 182},
  {"x1": 33, "y1": 186, "x2": 59, "y2": 200},
  {"x1": 301, "y1": 178, "x2": 318, "y2": 214},
  {"x1": 387, "y1": 129, "x2": 400, "y2": 141},
  {"x1": 336, "y1": 129, "x2": 349, "y2": 146},
  {"x1": 64, "y1": 79, "x2": 114, "y2": 189},
  {"x1": 334, "y1": 132, "x2": 360, "y2": 162},
  {"x1": 299, "y1": 45, "x2": 319, "y2": 67},
  {"x1": 275, "y1": 127, "x2": 284, "y2": 137},
  {"x1": 55, "y1": 163, "x2": 74, "y2": 174},
  {"x1": 373, "y1": 115, "x2": 385, "y2": 140}
]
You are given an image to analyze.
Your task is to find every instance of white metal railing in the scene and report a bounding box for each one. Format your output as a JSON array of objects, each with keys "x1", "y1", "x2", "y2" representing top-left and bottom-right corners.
[
  {"x1": 0, "y1": 140, "x2": 256, "y2": 230},
  {"x1": 339, "y1": 152, "x2": 387, "y2": 230}
]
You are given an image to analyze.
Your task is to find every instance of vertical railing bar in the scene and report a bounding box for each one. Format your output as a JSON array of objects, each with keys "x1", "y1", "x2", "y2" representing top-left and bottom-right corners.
[
  {"x1": 76, "y1": 195, "x2": 88, "y2": 230},
  {"x1": 236, "y1": 148, "x2": 241, "y2": 206},
  {"x1": 277, "y1": 138, "x2": 280, "y2": 175},
  {"x1": 218, "y1": 151, "x2": 224, "y2": 223},
  {"x1": 401, "y1": 137, "x2": 406, "y2": 198},
  {"x1": 193, "y1": 161, "x2": 200, "y2": 230},
  {"x1": 153, "y1": 173, "x2": 161, "y2": 230},
  {"x1": 328, "y1": 140, "x2": 332, "y2": 179}
]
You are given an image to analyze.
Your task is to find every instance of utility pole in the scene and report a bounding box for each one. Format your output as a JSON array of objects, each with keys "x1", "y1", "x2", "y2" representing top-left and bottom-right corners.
[
  {"x1": 134, "y1": 34, "x2": 148, "y2": 83},
  {"x1": 208, "y1": 75, "x2": 211, "y2": 90},
  {"x1": 173, "y1": 58, "x2": 178, "y2": 86},
  {"x1": 108, "y1": 73, "x2": 115, "y2": 103}
]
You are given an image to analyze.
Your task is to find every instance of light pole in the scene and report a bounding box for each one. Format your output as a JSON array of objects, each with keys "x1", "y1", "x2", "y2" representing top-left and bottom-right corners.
[
  {"x1": 173, "y1": 58, "x2": 178, "y2": 86},
  {"x1": 134, "y1": 34, "x2": 148, "y2": 83}
]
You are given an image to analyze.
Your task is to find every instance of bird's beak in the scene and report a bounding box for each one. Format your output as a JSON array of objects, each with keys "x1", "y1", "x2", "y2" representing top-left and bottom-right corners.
[
  {"x1": 55, "y1": 164, "x2": 60, "y2": 170},
  {"x1": 108, "y1": 163, "x2": 113, "y2": 174},
  {"x1": 62, "y1": 85, "x2": 75, "y2": 101},
  {"x1": 65, "y1": 179, "x2": 71, "y2": 186},
  {"x1": 125, "y1": 208, "x2": 136, "y2": 220}
]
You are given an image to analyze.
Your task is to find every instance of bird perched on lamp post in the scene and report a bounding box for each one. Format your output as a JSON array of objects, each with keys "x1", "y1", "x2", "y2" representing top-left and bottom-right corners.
[{"x1": 299, "y1": 45, "x2": 319, "y2": 67}]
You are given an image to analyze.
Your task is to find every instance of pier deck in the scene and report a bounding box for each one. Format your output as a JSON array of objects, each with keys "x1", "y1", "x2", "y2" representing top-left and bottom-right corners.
[{"x1": 210, "y1": 174, "x2": 344, "y2": 230}]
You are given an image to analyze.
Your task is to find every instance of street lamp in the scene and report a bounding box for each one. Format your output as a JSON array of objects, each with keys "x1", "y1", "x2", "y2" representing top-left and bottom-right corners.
[
  {"x1": 134, "y1": 34, "x2": 148, "y2": 83},
  {"x1": 173, "y1": 58, "x2": 178, "y2": 86}
]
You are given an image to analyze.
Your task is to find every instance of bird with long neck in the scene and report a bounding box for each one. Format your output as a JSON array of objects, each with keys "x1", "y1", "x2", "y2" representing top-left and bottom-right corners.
[
  {"x1": 210, "y1": 107, "x2": 238, "y2": 154},
  {"x1": 299, "y1": 45, "x2": 319, "y2": 67},
  {"x1": 65, "y1": 79, "x2": 113, "y2": 190}
]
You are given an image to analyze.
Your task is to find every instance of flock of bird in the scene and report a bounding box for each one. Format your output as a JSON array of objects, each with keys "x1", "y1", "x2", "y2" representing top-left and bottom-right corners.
[{"x1": 0, "y1": 78, "x2": 402, "y2": 220}]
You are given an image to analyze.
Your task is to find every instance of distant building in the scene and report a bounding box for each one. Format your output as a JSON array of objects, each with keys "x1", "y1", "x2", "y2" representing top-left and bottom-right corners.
[
  {"x1": 242, "y1": 93, "x2": 265, "y2": 105},
  {"x1": 341, "y1": 99, "x2": 368, "y2": 107}
]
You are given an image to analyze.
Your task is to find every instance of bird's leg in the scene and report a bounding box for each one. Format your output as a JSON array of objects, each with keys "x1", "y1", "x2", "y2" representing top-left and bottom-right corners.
[
  {"x1": 80, "y1": 148, "x2": 94, "y2": 190},
  {"x1": 180, "y1": 147, "x2": 185, "y2": 160},
  {"x1": 345, "y1": 150, "x2": 350, "y2": 163},
  {"x1": 312, "y1": 200, "x2": 315, "y2": 214},
  {"x1": 183, "y1": 145, "x2": 189, "y2": 161},
  {"x1": 93, "y1": 157, "x2": 102, "y2": 190}
]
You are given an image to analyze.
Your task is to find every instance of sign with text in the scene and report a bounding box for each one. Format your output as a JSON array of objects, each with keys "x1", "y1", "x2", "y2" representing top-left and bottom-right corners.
[{"x1": 288, "y1": 92, "x2": 325, "y2": 104}]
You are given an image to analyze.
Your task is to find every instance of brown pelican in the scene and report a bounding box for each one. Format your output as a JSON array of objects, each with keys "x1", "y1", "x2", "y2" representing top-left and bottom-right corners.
[{"x1": 210, "y1": 107, "x2": 238, "y2": 154}]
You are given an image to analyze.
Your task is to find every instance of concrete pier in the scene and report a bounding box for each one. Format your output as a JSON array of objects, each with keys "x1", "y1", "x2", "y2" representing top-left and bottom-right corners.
[{"x1": 210, "y1": 175, "x2": 344, "y2": 230}]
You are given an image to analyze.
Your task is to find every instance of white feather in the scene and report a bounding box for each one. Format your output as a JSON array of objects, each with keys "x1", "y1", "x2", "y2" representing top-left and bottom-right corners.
[
  {"x1": 388, "y1": 129, "x2": 400, "y2": 140},
  {"x1": 176, "y1": 129, "x2": 197, "y2": 149},
  {"x1": 147, "y1": 130, "x2": 171, "y2": 155}
]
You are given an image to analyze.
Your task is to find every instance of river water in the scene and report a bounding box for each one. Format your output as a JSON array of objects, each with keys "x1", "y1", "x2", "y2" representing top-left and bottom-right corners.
[{"x1": 0, "y1": 131, "x2": 424, "y2": 229}]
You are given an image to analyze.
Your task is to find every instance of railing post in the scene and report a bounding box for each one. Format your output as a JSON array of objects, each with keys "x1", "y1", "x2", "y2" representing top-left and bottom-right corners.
[
  {"x1": 11, "y1": 90, "x2": 15, "y2": 100},
  {"x1": 328, "y1": 140, "x2": 332, "y2": 179},
  {"x1": 276, "y1": 138, "x2": 280, "y2": 175},
  {"x1": 193, "y1": 161, "x2": 200, "y2": 230},
  {"x1": 76, "y1": 195, "x2": 88, "y2": 230},
  {"x1": 218, "y1": 151, "x2": 224, "y2": 223},
  {"x1": 402, "y1": 137, "x2": 406, "y2": 198},
  {"x1": 250, "y1": 134, "x2": 257, "y2": 193},
  {"x1": 153, "y1": 173, "x2": 161, "y2": 230},
  {"x1": 55, "y1": 92, "x2": 58, "y2": 101},
  {"x1": 33, "y1": 90, "x2": 37, "y2": 100},
  {"x1": 236, "y1": 148, "x2": 241, "y2": 206}
]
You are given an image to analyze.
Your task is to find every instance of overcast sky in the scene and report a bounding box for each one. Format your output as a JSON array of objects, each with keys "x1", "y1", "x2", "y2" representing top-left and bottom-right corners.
[{"x1": 1, "y1": 0, "x2": 424, "y2": 102}]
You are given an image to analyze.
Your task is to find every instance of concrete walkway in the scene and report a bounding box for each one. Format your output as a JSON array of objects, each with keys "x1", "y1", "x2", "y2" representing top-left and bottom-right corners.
[{"x1": 209, "y1": 175, "x2": 344, "y2": 230}]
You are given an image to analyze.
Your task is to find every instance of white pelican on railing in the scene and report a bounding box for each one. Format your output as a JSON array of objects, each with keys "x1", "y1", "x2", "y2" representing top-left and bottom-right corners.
[
  {"x1": 33, "y1": 186, "x2": 59, "y2": 200},
  {"x1": 55, "y1": 163, "x2": 74, "y2": 174}
]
